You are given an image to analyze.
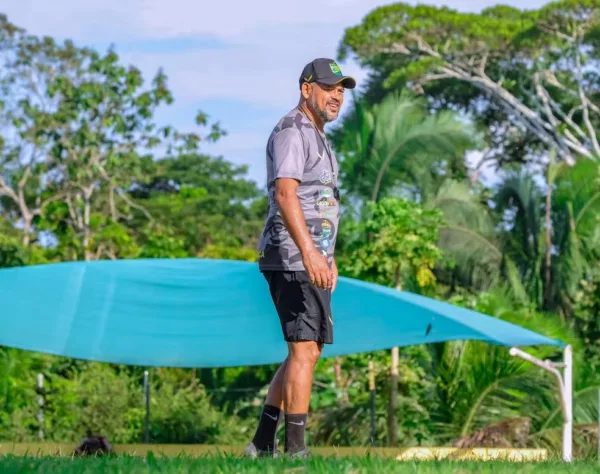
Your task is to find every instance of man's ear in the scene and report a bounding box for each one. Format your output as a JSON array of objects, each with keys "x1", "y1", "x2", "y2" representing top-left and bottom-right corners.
[{"x1": 300, "y1": 82, "x2": 312, "y2": 100}]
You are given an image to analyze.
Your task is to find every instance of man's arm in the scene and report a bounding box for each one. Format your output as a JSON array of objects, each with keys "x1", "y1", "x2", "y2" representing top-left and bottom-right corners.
[{"x1": 275, "y1": 178, "x2": 332, "y2": 289}]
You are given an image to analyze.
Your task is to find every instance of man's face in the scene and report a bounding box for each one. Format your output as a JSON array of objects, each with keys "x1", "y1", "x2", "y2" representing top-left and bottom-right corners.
[{"x1": 306, "y1": 82, "x2": 345, "y2": 123}]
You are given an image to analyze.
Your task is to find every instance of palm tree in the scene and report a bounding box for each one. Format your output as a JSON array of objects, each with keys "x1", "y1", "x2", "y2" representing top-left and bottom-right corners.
[
  {"x1": 426, "y1": 179, "x2": 503, "y2": 293},
  {"x1": 551, "y1": 159, "x2": 600, "y2": 312},
  {"x1": 491, "y1": 159, "x2": 600, "y2": 316},
  {"x1": 430, "y1": 158, "x2": 600, "y2": 319},
  {"x1": 430, "y1": 289, "x2": 600, "y2": 455},
  {"x1": 331, "y1": 90, "x2": 477, "y2": 205}
]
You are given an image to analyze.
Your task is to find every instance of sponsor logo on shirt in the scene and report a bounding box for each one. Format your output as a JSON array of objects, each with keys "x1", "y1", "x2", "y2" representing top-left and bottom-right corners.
[
  {"x1": 316, "y1": 194, "x2": 337, "y2": 217},
  {"x1": 319, "y1": 169, "x2": 331, "y2": 184}
]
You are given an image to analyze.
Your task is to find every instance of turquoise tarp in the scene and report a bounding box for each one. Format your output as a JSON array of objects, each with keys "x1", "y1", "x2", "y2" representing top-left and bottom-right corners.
[{"x1": 0, "y1": 259, "x2": 563, "y2": 367}]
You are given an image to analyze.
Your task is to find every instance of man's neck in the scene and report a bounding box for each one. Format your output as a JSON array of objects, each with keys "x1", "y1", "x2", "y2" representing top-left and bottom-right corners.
[{"x1": 298, "y1": 103, "x2": 324, "y2": 132}]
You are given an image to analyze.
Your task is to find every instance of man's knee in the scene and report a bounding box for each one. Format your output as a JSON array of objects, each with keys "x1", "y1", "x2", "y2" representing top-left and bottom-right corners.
[{"x1": 288, "y1": 341, "x2": 322, "y2": 366}]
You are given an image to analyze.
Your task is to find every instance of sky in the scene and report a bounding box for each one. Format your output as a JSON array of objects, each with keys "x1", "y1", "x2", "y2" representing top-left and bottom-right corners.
[{"x1": 3, "y1": 0, "x2": 550, "y2": 188}]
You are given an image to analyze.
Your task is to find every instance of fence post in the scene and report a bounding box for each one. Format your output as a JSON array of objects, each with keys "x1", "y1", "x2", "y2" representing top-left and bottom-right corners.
[
  {"x1": 369, "y1": 359, "x2": 376, "y2": 446},
  {"x1": 143, "y1": 370, "x2": 150, "y2": 443},
  {"x1": 36, "y1": 373, "x2": 44, "y2": 441}
]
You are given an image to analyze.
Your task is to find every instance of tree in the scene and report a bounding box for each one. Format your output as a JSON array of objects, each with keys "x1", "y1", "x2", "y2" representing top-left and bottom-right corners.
[
  {"x1": 430, "y1": 156, "x2": 600, "y2": 328},
  {"x1": 128, "y1": 153, "x2": 266, "y2": 259},
  {"x1": 343, "y1": 197, "x2": 444, "y2": 290},
  {"x1": 0, "y1": 15, "x2": 223, "y2": 259},
  {"x1": 571, "y1": 269, "x2": 600, "y2": 372},
  {"x1": 36, "y1": 49, "x2": 215, "y2": 261},
  {"x1": 0, "y1": 16, "x2": 68, "y2": 246},
  {"x1": 0, "y1": 232, "x2": 48, "y2": 268},
  {"x1": 492, "y1": 158, "x2": 600, "y2": 316},
  {"x1": 0, "y1": 235, "x2": 27, "y2": 268},
  {"x1": 425, "y1": 179, "x2": 503, "y2": 294},
  {"x1": 341, "y1": 197, "x2": 443, "y2": 446},
  {"x1": 339, "y1": 1, "x2": 600, "y2": 169}
]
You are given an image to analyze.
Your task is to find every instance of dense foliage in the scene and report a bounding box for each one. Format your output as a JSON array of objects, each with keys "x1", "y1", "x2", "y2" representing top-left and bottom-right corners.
[{"x1": 1, "y1": 1, "x2": 599, "y2": 457}]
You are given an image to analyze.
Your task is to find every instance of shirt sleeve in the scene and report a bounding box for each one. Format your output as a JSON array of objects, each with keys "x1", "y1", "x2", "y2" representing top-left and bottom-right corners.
[{"x1": 271, "y1": 127, "x2": 305, "y2": 182}]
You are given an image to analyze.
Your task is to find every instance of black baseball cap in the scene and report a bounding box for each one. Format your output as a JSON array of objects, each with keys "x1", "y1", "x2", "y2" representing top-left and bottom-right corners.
[{"x1": 299, "y1": 58, "x2": 356, "y2": 89}]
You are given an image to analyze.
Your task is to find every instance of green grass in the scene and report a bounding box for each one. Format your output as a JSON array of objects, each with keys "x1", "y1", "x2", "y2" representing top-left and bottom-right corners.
[{"x1": 0, "y1": 454, "x2": 598, "y2": 473}]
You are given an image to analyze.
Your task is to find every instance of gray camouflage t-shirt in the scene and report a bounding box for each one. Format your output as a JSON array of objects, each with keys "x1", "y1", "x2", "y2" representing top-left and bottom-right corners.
[{"x1": 257, "y1": 107, "x2": 340, "y2": 272}]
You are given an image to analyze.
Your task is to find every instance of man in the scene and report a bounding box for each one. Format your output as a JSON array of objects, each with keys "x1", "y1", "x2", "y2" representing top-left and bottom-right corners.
[{"x1": 245, "y1": 58, "x2": 356, "y2": 458}]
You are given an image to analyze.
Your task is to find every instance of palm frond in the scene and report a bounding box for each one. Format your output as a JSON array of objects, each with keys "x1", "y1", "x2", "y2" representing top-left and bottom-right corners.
[
  {"x1": 504, "y1": 256, "x2": 530, "y2": 307},
  {"x1": 430, "y1": 180, "x2": 502, "y2": 290},
  {"x1": 430, "y1": 340, "x2": 551, "y2": 443},
  {"x1": 335, "y1": 91, "x2": 477, "y2": 203}
]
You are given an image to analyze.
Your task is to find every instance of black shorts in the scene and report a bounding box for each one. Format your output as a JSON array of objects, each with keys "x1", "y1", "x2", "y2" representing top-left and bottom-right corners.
[{"x1": 262, "y1": 271, "x2": 333, "y2": 344}]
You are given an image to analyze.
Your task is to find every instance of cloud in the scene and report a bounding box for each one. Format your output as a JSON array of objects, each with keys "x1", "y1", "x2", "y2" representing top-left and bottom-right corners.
[
  {"x1": 94, "y1": 36, "x2": 231, "y2": 54},
  {"x1": 2, "y1": 0, "x2": 553, "y2": 187},
  {"x1": 3, "y1": 0, "x2": 139, "y2": 41},
  {"x1": 114, "y1": 19, "x2": 370, "y2": 110},
  {"x1": 134, "y1": 0, "x2": 550, "y2": 39},
  {"x1": 4, "y1": 0, "x2": 551, "y2": 44},
  {"x1": 134, "y1": 0, "x2": 395, "y2": 39}
]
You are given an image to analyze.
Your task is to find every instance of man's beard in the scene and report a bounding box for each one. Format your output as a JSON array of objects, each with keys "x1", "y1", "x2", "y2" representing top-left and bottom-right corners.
[{"x1": 310, "y1": 96, "x2": 336, "y2": 123}]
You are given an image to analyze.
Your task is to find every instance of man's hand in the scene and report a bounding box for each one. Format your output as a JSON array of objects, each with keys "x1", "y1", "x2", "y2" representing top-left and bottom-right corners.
[
  {"x1": 331, "y1": 259, "x2": 338, "y2": 293},
  {"x1": 302, "y1": 249, "x2": 332, "y2": 289}
]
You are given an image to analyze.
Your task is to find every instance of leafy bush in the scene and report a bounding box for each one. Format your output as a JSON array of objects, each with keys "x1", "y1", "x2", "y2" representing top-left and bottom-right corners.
[
  {"x1": 148, "y1": 376, "x2": 252, "y2": 444},
  {"x1": 0, "y1": 358, "x2": 252, "y2": 445},
  {"x1": 0, "y1": 235, "x2": 28, "y2": 268}
]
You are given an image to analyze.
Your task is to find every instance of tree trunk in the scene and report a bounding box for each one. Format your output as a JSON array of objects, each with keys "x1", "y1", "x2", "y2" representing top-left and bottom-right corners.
[
  {"x1": 17, "y1": 168, "x2": 34, "y2": 247},
  {"x1": 387, "y1": 346, "x2": 399, "y2": 446},
  {"x1": 0, "y1": 173, "x2": 34, "y2": 247},
  {"x1": 21, "y1": 214, "x2": 32, "y2": 247},
  {"x1": 387, "y1": 266, "x2": 402, "y2": 446},
  {"x1": 544, "y1": 150, "x2": 556, "y2": 308},
  {"x1": 83, "y1": 186, "x2": 93, "y2": 261},
  {"x1": 544, "y1": 181, "x2": 552, "y2": 306}
]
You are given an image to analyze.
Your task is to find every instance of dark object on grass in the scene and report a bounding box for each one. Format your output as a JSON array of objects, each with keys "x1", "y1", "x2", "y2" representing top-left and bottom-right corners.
[
  {"x1": 453, "y1": 417, "x2": 531, "y2": 448},
  {"x1": 73, "y1": 431, "x2": 114, "y2": 457}
]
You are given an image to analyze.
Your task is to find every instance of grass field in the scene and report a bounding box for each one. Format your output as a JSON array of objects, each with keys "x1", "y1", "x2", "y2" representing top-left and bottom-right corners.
[
  {"x1": 0, "y1": 454, "x2": 599, "y2": 474},
  {"x1": 0, "y1": 444, "x2": 597, "y2": 473}
]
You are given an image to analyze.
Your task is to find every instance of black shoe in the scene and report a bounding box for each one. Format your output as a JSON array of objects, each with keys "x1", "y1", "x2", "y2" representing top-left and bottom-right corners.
[{"x1": 243, "y1": 441, "x2": 279, "y2": 458}]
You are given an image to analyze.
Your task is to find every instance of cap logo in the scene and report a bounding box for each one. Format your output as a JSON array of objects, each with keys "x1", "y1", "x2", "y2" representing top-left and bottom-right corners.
[
  {"x1": 304, "y1": 75, "x2": 312, "y2": 82},
  {"x1": 329, "y1": 63, "x2": 342, "y2": 76}
]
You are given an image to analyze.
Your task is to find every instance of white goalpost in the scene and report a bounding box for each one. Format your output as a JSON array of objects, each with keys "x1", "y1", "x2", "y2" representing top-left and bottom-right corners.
[{"x1": 509, "y1": 345, "x2": 573, "y2": 462}]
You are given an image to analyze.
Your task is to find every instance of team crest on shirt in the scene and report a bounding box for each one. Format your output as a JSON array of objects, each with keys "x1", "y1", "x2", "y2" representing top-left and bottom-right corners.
[
  {"x1": 319, "y1": 169, "x2": 331, "y2": 184},
  {"x1": 319, "y1": 220, "x2": 333, "y2": 254},
  {"x1": 321, "y1": 220, "x2": 332, "y2": 237}
]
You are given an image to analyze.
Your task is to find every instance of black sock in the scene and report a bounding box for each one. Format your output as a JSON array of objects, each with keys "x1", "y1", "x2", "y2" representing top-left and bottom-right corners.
[
  {"x1": 252, "y1": 404, "x2": 281, "y2": 452},
  {"x1": 285, "y1": 413, "x2": 307, "y2": 454}
]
